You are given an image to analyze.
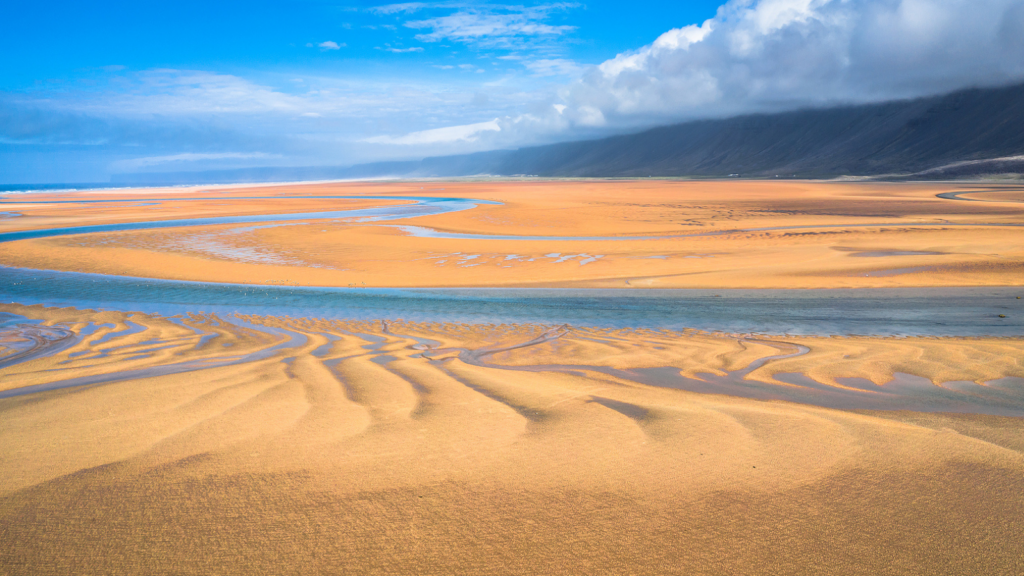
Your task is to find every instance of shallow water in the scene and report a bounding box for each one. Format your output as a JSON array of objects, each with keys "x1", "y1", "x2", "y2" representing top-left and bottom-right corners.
[
  {"x1": 1, "y1": 265, "x2": 1020, "y2": 336},
  {"x1": 0, "y1": 196, "x2": 499, "y2": 243},
  {"x1": 936, "y1": 190, "x2": 1024, "y2": 203},
  {"x1": 849, "y1": 251, "x2": 944, "y2": 257},
  {"x1": 4, "y1": 193, "x2": 1023, "y2": 245},
  {"x1": 0, "y1": 191, "x2": 1021, "y2": 337},
  {"x1": 860, "y1": 266, "x2": 935, "y2": 277},
  {"x1": 3, "y1": 308, "x2": 1021, "y2": 416},
  {"x1": 390, "y1": 221, "x2": 1024, "y2": 241}
]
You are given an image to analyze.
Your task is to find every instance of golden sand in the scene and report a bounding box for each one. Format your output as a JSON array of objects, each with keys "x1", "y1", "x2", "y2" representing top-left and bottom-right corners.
[
  {"x1": 2, "y1": 180, "x2": 1023, "y2": 574},
  {"x1": 0, "y1": 180, "x2": 1022, "y2": 287},
  {"x1": 1, "y1": 304, "x2": 1023, "y2": 574}
]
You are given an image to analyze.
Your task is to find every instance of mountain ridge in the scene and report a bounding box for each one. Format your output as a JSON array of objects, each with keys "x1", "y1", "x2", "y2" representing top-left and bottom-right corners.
[{"x1": 112, "y1": 82, "x2": 1024, "y2": 185}]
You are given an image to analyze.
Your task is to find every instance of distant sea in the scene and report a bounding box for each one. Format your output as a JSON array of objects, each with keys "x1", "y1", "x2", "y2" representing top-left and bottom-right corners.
[
  {"x1": 0, "y1": 183, "x2": 120, "y2": 194},
  {"x1": 0, "y1": 182, "x2": 209, "y2": 195}
]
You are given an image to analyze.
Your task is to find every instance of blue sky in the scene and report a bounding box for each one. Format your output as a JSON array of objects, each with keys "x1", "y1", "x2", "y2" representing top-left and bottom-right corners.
[
  {"x1": 1, "y1": 1, "x2": 722, "y2": 87},
  {"x1": 2, "y1": 0, "x2": 1023, "y2": 183}
]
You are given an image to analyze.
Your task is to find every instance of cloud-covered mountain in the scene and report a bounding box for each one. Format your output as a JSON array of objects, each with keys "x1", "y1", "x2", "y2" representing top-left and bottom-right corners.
[
  {"x1": 113, "y1": 81, "x2": 1024, "y2": 184},
  {"x1": 7, "y1": 0, "x2": 1024, "y2": 183}
]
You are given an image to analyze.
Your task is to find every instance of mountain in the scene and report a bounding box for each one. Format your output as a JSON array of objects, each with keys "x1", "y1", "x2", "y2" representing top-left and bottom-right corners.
[{"x1": 112, "y1": 82, "x2": 1024, "y2": 185}]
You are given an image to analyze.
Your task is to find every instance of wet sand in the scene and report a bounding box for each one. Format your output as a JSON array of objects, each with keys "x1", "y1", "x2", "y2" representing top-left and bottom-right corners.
[
  {"x1": 0, "y1": 304, "x2": 1023, "y2": 574},
  {"x1": 1, "y1": 180, "x2": 1023, "y2": 574},
  {"x1": 1, "y1": 180, "x2": 1023, "y2": 288}
]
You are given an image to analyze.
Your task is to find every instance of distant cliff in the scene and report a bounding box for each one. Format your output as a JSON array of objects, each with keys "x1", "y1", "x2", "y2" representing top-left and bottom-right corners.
[{"x1": 113, "y1": 82, "x2": 1024, "y2": 185}]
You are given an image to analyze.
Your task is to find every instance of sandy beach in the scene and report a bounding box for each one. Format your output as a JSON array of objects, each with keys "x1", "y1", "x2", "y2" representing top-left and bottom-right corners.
[
  {"x1": 1, "y1": 180, "x2": 1022, "y2": 288},
  {"x1": 1, "y1": 180, "x2": 1022, "y2": 574},
  {"x1": 1, "y1": 303, "x2": 1023, "y2": 574}
]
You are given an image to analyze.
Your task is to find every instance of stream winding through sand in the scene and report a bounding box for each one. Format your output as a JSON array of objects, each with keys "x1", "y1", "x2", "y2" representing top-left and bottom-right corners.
[
  {"x1": 0, "y1": 192, "x2": 1020, "y2": 336},
  {"x1": 0, "y1": 189, "x2": 1021, "y2": 412}
]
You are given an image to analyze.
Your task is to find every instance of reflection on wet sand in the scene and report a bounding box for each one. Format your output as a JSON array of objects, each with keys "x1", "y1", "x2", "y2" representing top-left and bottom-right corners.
[
  {"x1": 2, "y1": 304, "x2": 1022, "y2": 415},
  {"x1": 2, "y1": 302, "x2": 1023, "y2": 575}
]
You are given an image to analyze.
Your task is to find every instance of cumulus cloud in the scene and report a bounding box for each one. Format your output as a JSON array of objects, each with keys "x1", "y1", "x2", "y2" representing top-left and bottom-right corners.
[
  {"x1": 366, "y1": 0, "x2": 1024, "y2": 150},
  {"x1": 555, "y1": 0, "x2": 1024, "y2": 128},
  {"x1": 382, "y1": 46, "x2": 424, "y2": 53},
  {"x1": 317, "y1": 41, "x2": 343, "y2": 50},
  {"x1": 7, "y1": 0, "x2": 1024, "y2": 181}
]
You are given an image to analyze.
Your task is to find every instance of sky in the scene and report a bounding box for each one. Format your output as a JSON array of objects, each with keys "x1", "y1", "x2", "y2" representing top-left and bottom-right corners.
[{"x1": 2, "y1": 0, "x2": 1023, "y2": 183}]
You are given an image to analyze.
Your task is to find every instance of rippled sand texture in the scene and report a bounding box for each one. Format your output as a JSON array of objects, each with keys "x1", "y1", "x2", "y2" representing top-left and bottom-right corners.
[
  {"x1": 2, "y1": 304, "x2": 1023, "y2": 575},
  {"x1": 0, "y1": 180, "x2": 1022, "y2": 287}
]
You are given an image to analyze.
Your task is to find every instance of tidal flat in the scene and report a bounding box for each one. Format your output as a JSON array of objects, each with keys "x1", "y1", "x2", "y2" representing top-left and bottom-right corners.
[{"x1": 1, "y1": 180, "x2": 1023, "y2": 575}]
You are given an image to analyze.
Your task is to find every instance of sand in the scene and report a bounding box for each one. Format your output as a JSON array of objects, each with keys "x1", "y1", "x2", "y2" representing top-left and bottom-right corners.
[
  {"x1": 1, "y1": 304, "x2": 1023, "y2": 574},
  {"x1": 1, "y1": 180, "x2": 1023, "y2": 574},
  {"x1": 1, "y1": 180, "x2": 1022, "y2": 287}
]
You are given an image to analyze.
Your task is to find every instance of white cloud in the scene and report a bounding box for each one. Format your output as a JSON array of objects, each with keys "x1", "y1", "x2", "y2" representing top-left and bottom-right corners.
[
  {"x1": 22, "y1": 69, "x2": 498, "y2": 124},
  {"x1": 405, "y1": 4, "x2": 577, "y2": 49},
  {"x1": 358, "y1": 0, "x2": 1024, "y2": 157},
  {"x1": 113, "y1": 152, "x2": 282, "y2": 171},
  {"x1": 556, "y1": 0, "x2": 1024, "y2": 126},
  {"x1": 74, "y1": 70, "x2": 310, "y2": 116},
  {"x1": 318, "y1": 41, "x2": 344, "y2": 50},
  {"x1": 383, "y1": 46, "x2": 424, "y2": 53},
  {"x1": 365, "y1": 119, "x2": 501, "y2": 145},
  {"x1": 10, "y1": 0, "x2": 1024, "y2": 182},
  {"x1": 370, "y1": 3, "x2": 427, "y2": 15},
  {"x1": 523, "y1": 58, "x2": 584, "y2": 77}
]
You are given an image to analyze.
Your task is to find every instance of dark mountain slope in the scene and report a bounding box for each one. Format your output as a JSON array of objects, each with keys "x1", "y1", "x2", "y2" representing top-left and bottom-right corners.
[
  {"x1": 113, "y1": 82, "x2": 1024, "y2": 185},
  {"x1": 488, "y1": 82, "x2": 1024, "y2": 177}
]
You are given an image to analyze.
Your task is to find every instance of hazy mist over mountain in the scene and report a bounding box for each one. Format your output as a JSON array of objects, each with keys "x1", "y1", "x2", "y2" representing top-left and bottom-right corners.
[
  {"x1": 6, "y1": 0, "x2": 1024, "y2": 184},
  {"x1": 113, "y1": 81, "x2": 1024, "y2": 184}
]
